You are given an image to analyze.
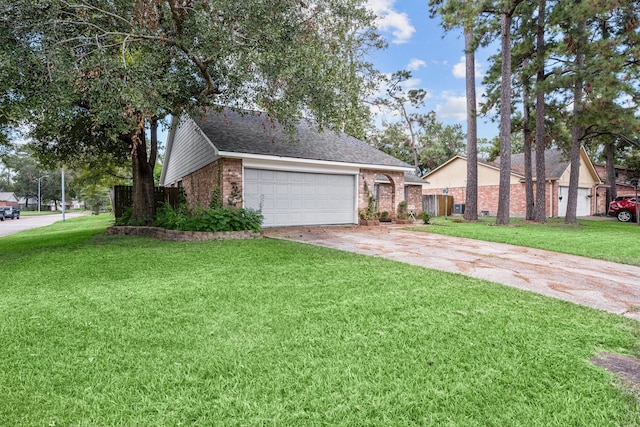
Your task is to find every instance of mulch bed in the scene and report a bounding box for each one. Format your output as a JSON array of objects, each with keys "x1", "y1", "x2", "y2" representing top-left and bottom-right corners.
[{"x1": 592, "y1": 353, "x2": 640, "y2": 388}]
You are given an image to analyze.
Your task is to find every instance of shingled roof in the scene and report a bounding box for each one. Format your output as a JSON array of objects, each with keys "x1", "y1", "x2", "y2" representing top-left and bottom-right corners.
[
  {"x1": 491, "y1": 148, "x2": 571, "y2": 179},
  {"x1": 192, "y1": 108, "x2": 412, "y2": 169}
]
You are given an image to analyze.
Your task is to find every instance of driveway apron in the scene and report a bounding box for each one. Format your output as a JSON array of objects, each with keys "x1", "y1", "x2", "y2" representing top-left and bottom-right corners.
[{"x1": 264, "y1": 225, "x2": 640, "y2": 322}]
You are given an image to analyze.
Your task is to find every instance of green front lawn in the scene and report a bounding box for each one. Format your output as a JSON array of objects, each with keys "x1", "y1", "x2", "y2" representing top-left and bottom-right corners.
[
  {"x1": 1, "y1": 215, "x2": 639, "y2": 425},
  {"x1": 410, "y1": 216, "x2": 640, "y2": 266}
]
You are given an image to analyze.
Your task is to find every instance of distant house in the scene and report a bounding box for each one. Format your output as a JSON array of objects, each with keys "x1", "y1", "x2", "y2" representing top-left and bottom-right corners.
[
  {"x1": 0, "y1": 192, "x2": 19, "y2": 209},
  {"x1": 593, "y1": 163, "x2": 638, "y2": 204},
  {"x1": 18, "y1": 197, "x2": 39, "y2": 209},
  {"x1": 160, "y1": 108, "x2": 424, "y2": 227},
  {"x1": 422, "y1": 147, "x2": 603, "y2": 217}
]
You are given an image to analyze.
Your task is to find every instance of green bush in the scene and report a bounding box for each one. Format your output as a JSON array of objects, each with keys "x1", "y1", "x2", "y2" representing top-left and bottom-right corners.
[
  {"x1": 421, "y1": 211, "x2": 431, "y2": 224},
  {"x1": 155, "y1": 204, "x2": 189, "y2": 230},
  {"x1": 115, "y1": 207, "x2": 133, "y2": 226},
  {"x1": 397, "y1": 200, "x2": 409, "y2": 220},
  {"x1": 156, "y1": 203, "x2": 263, "y2": 233}
]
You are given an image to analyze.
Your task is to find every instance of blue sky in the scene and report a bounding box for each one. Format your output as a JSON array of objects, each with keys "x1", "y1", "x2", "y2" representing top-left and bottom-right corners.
[{"x1": 367, "y1": 0, "x2": 499, "y2": 140}]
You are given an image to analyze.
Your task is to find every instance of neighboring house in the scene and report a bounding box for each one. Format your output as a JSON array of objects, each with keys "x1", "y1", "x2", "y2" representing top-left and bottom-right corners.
[
  {"x1": 593, "y1": 163, "x2": 638, "y2": 207},
  {"x1": 160, "y1": 108, "x2": 423, "y2": 227},
  {"x1": 422, "y1": 147, "x2": 603, "y2": 217},
  {"x1": 18, "y1": 197, "x2": 39, "y2": 209},
  {"x1": 0, "y1": 192, "x2": 19, "y2": 208},
  {"x1": 45, "y1": 199, "x2": 83, "y2": 211}
]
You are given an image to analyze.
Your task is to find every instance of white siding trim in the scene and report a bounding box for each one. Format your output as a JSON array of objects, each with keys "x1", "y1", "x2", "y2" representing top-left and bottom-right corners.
[
  {"x1": 242, "y1": 158, "x2": 360, "y2": 175},
  {"x1": 224, "y1": 151, "x2": 412, "y2": 173}
]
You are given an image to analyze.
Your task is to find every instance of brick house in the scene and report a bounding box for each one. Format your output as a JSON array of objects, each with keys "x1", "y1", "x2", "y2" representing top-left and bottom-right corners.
[
  {"x1": 422, "y1": 147, "x2": 602, "y2": 217},
  {"x1": 160, "y1": 108, "x2": 424, "y2": 227},
  {"x1": 0, "y1": 192, "x2": 19, "y2": 209},
  {"x1": 593, "y1": 163, "x2": 639, "y2": 212}
]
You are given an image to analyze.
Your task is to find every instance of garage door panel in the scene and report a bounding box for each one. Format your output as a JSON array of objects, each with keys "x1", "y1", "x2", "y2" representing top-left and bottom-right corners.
[
  {"x1": 290, "y1": 184, "x2": 303, "y2": 195},
  {"x1": 245, "y1": 168, "x2": 356, "y2": 227},
  {"x1": 558, "y1": 186, "x2": 591, "y2": 217}
]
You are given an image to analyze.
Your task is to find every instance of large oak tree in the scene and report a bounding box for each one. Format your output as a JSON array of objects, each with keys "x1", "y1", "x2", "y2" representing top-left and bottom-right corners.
[{"x1": 2, "y1": 0, "x2": 382, "y2": 223}]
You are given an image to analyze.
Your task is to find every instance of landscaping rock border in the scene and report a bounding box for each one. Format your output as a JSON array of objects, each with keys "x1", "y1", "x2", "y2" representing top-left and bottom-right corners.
[{"x1": 106, "y1": 226, "x2": 261, "y2": 242}]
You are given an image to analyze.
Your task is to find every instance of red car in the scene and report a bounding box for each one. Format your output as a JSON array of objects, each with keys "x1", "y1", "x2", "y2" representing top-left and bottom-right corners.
[{"x1": 608, "y1": 196, "x2": 639, "y2": 222}]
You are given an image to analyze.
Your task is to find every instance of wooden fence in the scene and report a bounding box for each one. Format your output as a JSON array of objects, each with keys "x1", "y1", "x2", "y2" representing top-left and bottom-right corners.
[
  {"x1": 422, "y1": 194, "x2": 454, "y2": 217},
  {"x1": 113, "y1": 185, "x2": 181, "y2": 218}
]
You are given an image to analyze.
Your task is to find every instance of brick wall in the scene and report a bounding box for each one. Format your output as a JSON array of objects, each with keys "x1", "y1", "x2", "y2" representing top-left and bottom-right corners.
[
  {"x1": 359, "y1": 169, "x2": 422, "y2": 218},
  {"x1": 182, "y1": 158, "x2": 243, "y2": 209},
  {"x1": 376, "y1": 182, "x2": 394, "y2": 215},
  {"x1": 405, "y1": 186, "x2": 423, "y2": 213},
  {"x1": 220, "y1": 159, "x2": 243, "y2": 207},
  {"x1": 424, "y1": 182, "x2": 560, "y2": 217},
  {"x1": 595, "y1": 186, "x2": 607, "y2": 216},
  {"x1": 183, "y1": 162, "x2": 422, "y2": 222},
  {"x1": 360, "y1": 170, "x2": 406, "y2": 218}
]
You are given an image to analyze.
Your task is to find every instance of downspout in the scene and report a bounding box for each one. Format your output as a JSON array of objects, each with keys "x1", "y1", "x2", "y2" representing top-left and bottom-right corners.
[{"x1": 549, "y1": 181, "x2": 552, "y2": 217}]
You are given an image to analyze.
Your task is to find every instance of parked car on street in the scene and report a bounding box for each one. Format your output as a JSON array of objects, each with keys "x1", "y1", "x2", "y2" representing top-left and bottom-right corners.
[
  {"x1": 608, "y1": 197, "x2": 639, "y2": 222},
  {"x1": 1, "y1": 206, "x2": 20, "y2": 220}
]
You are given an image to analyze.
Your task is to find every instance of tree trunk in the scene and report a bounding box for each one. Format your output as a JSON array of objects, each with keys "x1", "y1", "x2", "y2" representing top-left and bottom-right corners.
[
  {"x1": 605, "y1": 141, "x2": 616, "y2": 209},
  {"x1": 522, "y1": 65, "x2": 534, "y2": 220},
  {"x1": 565, "y1": 19, "x2": 586, "y2": 225},
  {"x1": 534, "y1": 0, "x2": 547, "y2": 223},
  {"x1": 400, "y1": 103, "x2": 420, "y2": 174},
  {"x1": 496, "y1": 12, "x2": 513, "y2": 226},
  {"x1": 129, "y1": 117, "x2": 158, "y2": 225},
  {"x1": 464, "y1": 26, "x2": 478, "y2": 221}
]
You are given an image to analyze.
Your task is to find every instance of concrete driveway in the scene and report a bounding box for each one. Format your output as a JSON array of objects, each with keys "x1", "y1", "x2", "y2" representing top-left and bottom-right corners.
[
  {"x1": 0, "y1": 212, "x2": 87, "y2": 238},
  {"x1": 264, "y1": 224, "x2": 640, "y2": 322}
]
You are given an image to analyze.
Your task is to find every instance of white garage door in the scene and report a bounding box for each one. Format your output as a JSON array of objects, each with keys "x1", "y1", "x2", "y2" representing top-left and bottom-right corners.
[
  {"x1": 244, "y1": 169, "x2": 356, "y2": 227},
  {"x1": 558, "y1": 186, "x2": 591, "y2": 217}
]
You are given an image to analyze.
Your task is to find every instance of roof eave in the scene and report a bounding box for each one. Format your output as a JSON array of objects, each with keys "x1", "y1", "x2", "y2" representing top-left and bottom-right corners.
[{"x1": 218, "y1": 151, "x2": 414, "y2": 173}]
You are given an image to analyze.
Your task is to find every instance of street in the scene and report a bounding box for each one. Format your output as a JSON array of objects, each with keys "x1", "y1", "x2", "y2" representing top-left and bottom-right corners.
[{"x1": 0, "y1": 212, "x2": 88, "y2": 238}]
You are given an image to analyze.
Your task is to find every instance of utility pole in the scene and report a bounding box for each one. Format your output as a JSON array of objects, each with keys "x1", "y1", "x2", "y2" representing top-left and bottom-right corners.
[
  {"x1": 37, "y1": 175, "x2": 48, "y2": 213},
  {"x1": 61, "y1": 167, "x2": 66, "y2": 222}
]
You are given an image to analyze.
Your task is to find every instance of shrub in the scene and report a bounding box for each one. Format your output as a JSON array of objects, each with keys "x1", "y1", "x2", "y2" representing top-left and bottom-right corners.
[
  {"x1": 156, "y1": 203, "x2": 263, "y2": 233},
  {"x1": 115, "y1": 207, "x2": 133, "y2": 226},
  {"x1": 421, "y1": 211, "x2": 431, "y2": 224},
  {"x1": 155, "y1": 203, "x2": 189, "y2": 230},
  {"x1": 397, "y1": 200, "x2": 409, "y2": 220},
  {"x1": 360, "y1": 182, "x2": 378, "y2": 220}
]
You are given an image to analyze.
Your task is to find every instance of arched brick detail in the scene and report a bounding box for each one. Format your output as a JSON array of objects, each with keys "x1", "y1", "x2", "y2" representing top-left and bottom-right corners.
[{"x1": 359, "y1": 169, "x2": 405, "y2": 219}]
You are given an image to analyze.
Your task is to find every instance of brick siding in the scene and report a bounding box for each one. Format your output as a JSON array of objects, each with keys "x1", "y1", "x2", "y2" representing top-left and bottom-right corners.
[
  {"x1": 183, "y1": 162, "x2": 422, "y2": 222},
  {"x1": 424, "y1": 182, "x2": 569, "y2": 217},
  {"x1": 182, "y1": 158, "x2": 243, "y2": 208},
  {"x1": 358, "y1": 169, "x2": 421, "y2": 219}
]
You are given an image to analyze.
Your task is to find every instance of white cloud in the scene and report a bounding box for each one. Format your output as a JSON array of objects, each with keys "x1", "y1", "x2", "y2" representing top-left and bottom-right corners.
[
  {"x1": 452, "y1": 56, "x2": 484, "y2": 79},
  {"x1": 407, "y1": 59, "x2": 426, "y2": 71},
  {"x1": 452, "y1": 58, "x2": 466, "y2": 79},
  {"x1": 402, "y1": 77, "x2": 426, "y2": 91},
  {"x1": 436, "y1": 89, "x2": 487, "y2": 121},
  {"x1": 367, "y1": 0, "x2": 415, "y2": 44},
  {"x1": 436, "y1": 91, "x2": 467, "y2": 121}
]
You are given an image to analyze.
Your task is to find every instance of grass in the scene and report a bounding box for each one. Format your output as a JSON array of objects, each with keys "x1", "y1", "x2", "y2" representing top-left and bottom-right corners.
[
  {"x1": 410, "y1": 216, "x2": 640, "y2": 266},
  {"x1": 1, "y1": 215, "x2": 640, "y2": 425}
]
